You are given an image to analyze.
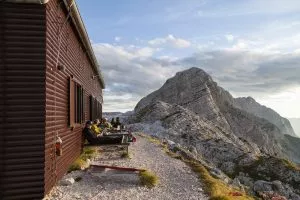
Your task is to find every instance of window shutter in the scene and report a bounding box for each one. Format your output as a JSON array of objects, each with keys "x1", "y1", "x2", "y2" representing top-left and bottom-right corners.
[
  {"x1": 82, "y1": 89, "x2": 85, "y2": 122},
  {"x1": 69, "y1": 78, "x2": 75, "y2": 126},
  {"x1": 89, "y1": 95, "x2": 93, "y2": 121}
]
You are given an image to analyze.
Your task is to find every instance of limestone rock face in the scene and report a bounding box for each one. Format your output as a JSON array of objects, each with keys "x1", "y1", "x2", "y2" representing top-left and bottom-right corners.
[
  {"x1": 234, "y1": 97, "x2": 296, "y2": 136},
  {"x1": 133, "y1": 67, "x2": 299, "y2": 162},
  {"x1": 135, "y1": 68, "x2": 232, "y2": 132},
  {"x1": 131, "y1": 67, "x2": 300, "y2": 196}
]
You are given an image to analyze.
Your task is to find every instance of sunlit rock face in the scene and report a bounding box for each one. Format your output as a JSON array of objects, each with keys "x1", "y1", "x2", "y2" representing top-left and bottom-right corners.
[
  {"x1": 288, "y1": 118, "x2": 300, "y2": 137},
  {"x1": 234, "y1": 97, "x2": 296, "y2": 136},
  {"x1": 133, "y1": 67, "x2": 300, "y2": 164}
]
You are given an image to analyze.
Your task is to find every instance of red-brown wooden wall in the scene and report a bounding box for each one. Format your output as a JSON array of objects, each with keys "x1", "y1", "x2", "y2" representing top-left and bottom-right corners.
[
  {"x1": 0, "y1": 2, "x2": 46, "y2": 200},
  {"x1": 0, "y1": 0, "x2": 103, "y2": 199},
  {"x1": 44, "y1": 0, "x2": 103, "y2": 195}
]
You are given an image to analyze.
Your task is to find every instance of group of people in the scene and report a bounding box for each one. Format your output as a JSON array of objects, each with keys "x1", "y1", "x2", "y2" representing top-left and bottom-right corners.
[
  {"x1": 90, "y1": 118, "x2": 112, "y2": 136},
  {"x1": 89, "y1": 117, "x2": 124, "y2": 136},
  {"x1": 110, "y1": 117, "x2": 122, "y2": 129},
  {"x1": 83, "y1": 117, "x2": 134, "y2": 145}
]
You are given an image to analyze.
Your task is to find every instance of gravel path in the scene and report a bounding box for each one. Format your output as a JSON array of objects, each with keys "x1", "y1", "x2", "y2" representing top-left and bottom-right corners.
[{"x1": 47, "y1": 134, "x2": 208, "y2": 200}]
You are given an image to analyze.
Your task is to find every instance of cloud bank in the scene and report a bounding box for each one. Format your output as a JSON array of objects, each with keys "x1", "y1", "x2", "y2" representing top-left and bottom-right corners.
[
  {"x1": 148, "y1": 35, "x2": 191, "y2": 48},
  {"x1": 94, "y1": 43, "x2": 300, "y2": 116}
]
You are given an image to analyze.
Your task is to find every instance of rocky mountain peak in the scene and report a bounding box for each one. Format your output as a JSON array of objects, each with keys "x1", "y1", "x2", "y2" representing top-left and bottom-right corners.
[
  {"x1": 133, "y1": 67, "x2": 298, "y2": 161},
  {"x1": 160, "y1": 67, "x2": 214, "y2": 93},
  {"x1": 135, "y1": 67, "x2": 232, "y2": 131},
  {"x1": 174, "y1": 67, "x2": 211, "y2": 80},
  {"x1": 130, "y1": 67, "x2": 300, "y2": 197}
]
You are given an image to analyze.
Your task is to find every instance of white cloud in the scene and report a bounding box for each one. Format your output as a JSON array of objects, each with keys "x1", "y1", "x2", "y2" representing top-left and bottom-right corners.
[
  {"x1": 224, "y1": 33, "x2": 300, "y2": 54},
  {"x1": 92, "y1": 43, "x2": 183, "y2": 111},
  {"x1": 114, "y1": 36, "x2": 121, "y2": 42},
  {"x1": 193, "y1": 0, "x2": 300, "y2": 18},
  {"x1": 148, "y1": 34, "x2": 191, "y2": 48},
  {"x1": 93, "y1": 44, "x2": 156, "y2": 61},
  {"x1": 93, "y1": 42, "x2": 300, "y2": 117},
  {"x1": 232, "y1": 40, "x2": 248, "y2": 50},
  {"x1": 257, "y1": 86, "x2": 300, "y2": 118},
  {"x1": 243, "y1": 0, "x2": 300, "y2": 15},
  {"x1": 135, "y1": 47, "x2": 157, "y2": 57},
  {"x1": 225, "y1": 34, "x2": 234, "y2": 42}
]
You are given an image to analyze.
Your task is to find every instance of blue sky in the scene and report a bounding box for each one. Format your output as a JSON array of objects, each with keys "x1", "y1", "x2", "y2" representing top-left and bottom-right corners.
[{"x1": 77, "y1": 0, "x2": 300, "y2": 118}]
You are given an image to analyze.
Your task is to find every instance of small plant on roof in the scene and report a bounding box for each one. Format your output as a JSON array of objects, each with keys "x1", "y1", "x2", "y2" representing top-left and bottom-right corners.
[{"x1": 139, "y1": 170, "x2": 159, "y2": 188}]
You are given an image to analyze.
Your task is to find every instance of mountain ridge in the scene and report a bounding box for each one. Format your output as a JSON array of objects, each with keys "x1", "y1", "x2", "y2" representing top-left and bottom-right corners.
[
  {"x1": 129, "y1": 67, "x2": 300, "y2": 197},
  {"x1": 289, "y1": 118, "x2": 300, "y2": 137},
  {"x1": 133, "y1": 67, "x2": 299, "y2": 163}
]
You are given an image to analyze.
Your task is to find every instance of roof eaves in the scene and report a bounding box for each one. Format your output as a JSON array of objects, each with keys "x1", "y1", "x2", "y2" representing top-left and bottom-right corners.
[
  {"x1": 62, "y1": 0, "x2": 105, "y2": 89},
  {"x1": 5, "y1": 0, "x2": 105, "y2": 89}
]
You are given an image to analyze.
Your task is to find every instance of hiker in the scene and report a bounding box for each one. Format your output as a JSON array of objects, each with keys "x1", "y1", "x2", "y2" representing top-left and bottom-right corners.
[
  {"x1": 99, "y1": 118, "x2": 112, "y2": 130},
  {"x1": 83, "y1": 121, "x2": 123, "y2": 145},
  {"x1": 113, "y1": 117, "x2": 122, "y2": 129},
  {"x1": 110, "y1": 117, "x2": 116, "y2": 127},
  {"x1": 92, "y1": 119, "x2": 102, "y2": 135}
]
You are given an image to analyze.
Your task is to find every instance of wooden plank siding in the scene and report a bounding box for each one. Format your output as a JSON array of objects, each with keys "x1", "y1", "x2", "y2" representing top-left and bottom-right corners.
[
  {"x1": 0, "y1": 2, "x2": 46, "y2": 200},
  {"x1": 44, "y1": 0, "x2": 103, "y2": 195},
  {"x1": 0, "y1": 0, "x2": 104, "y2": 199}
]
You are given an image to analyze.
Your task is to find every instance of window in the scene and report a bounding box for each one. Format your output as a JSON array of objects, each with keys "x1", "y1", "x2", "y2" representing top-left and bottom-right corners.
[
  {"x1": 89, "y1": 95, "x2": 102, "y2": 121},
  {"x1": 69, "y1": 78, "x2": 85, "y2": 126}
]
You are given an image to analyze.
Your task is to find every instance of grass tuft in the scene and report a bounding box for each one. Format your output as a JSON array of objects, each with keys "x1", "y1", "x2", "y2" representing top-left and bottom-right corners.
[
  {"x1": 186, "y1": 161, "x2": 254, "y2": 200},
  {"x1": 139, "y1": 133, "x2": 162, "y2": 145},
  {"x1": 209, "y1": 196, "x2": 231, "y2": 200},
  {"x1": 68, "y1": 147, "x2": 98, "y2": 172},
  {"x1": 68, "y1": 158, "x2": 86, "y2": 172},
  {"x1": 121, "y1": 152, "x2": 131, "y2": 159},
  {"x1": 281, "y1": 158, "x2": 299, "y2": 170},
  {"x1": 162, "y1": 144, "x2": 254, "y2": 199},
  {"x1": 165, "y1": 149, "x2": 182, "y2": 160},
  {"x1": 139, "y1": 170, "x2": 159, "y2": 188},
  {"x1": 80, "y1": 147, "x2": 98, "y2": 161},
  {"x1": 147, "y1": 137, "x2": 161, "y2": 145},
  {"x1": 75, "y1": 177, "x2": 82, "y2": 182}
]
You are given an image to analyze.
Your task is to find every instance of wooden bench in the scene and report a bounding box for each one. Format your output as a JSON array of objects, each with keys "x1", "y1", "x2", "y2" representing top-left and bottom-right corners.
[
  {"x1": 90, "y1": 164, "x2": 145, "y2": 172},
  {"x1": 84, "y1": 135, "x2": 130, "y2": 153}
]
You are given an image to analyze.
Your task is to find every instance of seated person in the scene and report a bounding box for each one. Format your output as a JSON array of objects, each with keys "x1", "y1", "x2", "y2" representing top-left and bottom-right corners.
[
  {"x1": 114, "y1": 117, "x2": 122, "y2": 129},
  {"x1": 99, "y1": 118, "x2": 112, "y2": 130},
  {"x1": 110, "y1": 117, "x2": 116, "y2": 128},
  {"x1": 83, "y1": 121, "x2": 123, "y2": 145},
  {"x1": 91, "y1": 119, "x2": 102, "y2": 136}
]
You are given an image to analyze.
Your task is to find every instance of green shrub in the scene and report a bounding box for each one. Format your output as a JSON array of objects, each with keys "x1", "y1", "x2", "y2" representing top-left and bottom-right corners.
[{"x1": 139, "y1": 170, "x2": 159, "y2": 188}]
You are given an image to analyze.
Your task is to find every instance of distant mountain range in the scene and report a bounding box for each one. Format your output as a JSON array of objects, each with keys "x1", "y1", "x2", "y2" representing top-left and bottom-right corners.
[
  {"x1": 103, "y1": 111, "x2": 133, "y2": 122},
  {"x1": 289, "y1": 118, "x2": 300, "y2": 137}
]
